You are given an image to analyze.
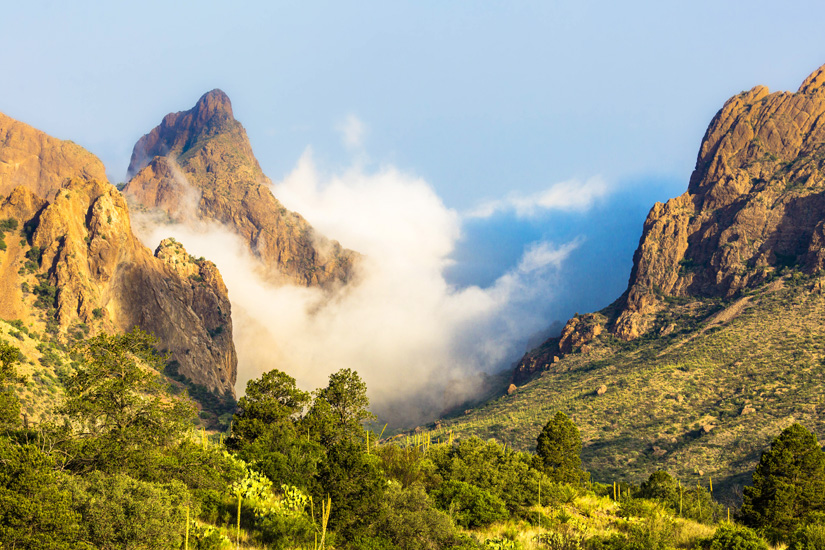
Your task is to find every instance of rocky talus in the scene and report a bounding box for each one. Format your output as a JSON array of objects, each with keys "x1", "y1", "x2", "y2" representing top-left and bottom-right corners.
[
  {"x1": 124, "y1": 89, "x2": 359, "y2": 287},
  {"x1": 0, "y1": 113, "x2": 236, "y2": 395},
  {"x1": 515, "y1": 62, "x2": 825, "y2": 381}
]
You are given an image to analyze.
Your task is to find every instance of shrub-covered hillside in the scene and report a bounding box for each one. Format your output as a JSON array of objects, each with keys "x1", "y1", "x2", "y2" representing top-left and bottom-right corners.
[{"x1": 3, "y1": 327, "x2": 823, "y2": 549}]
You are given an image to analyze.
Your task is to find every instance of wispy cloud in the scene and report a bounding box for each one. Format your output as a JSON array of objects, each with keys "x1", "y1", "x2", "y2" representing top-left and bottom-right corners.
[
  {"x1": 467, "y1": 176, "x2": 610, "y2": 219},
  {"x1": 336, "y1": 113, "x2": 367, "y2": 150},
  {"x1": 517, "y1": 239, "x2": 582, "y2": 274}
]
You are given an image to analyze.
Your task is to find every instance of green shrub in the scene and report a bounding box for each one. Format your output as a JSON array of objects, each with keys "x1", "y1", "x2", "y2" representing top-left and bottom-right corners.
[
  {"x1": 698, "y1": 522, "x2": 769, "y2": 550},
  {"x1": 432, "y1": 479, "x2": 508, "y2": 528},
  {"x1": 0, "y1": 439, "x2": 88, "y2": 549},
  {"x1": 618, "y1": 497, "x2": 667, "y2": 520},
  {"x1": 67, "y1": 471, "x2": 190, "y2": 550},
  {"x1": 789, "y1": 522, "x2": 825, "y2": 550},
  {"x1": 370, "y1": 483, "x2": 466, "y2": 550}
]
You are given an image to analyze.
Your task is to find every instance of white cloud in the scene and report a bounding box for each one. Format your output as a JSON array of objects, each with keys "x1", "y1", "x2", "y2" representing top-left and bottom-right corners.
[
  {"x1": 132, "y1": 151, "x2": 582, "y2": 426},
  {"x1": 467, "y1": 176, "x2": 610, "y2": 219},
  {"x1": 336, "y1": 114, "x2": 366, "y2": 150}
]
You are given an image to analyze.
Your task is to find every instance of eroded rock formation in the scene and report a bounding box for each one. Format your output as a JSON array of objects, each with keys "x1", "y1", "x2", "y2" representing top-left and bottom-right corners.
[
  {"x1": 124, "y1": 89, "x2": 358, "y2": 287},
  {"x1": 0, "y1": 113, "x2": 236, "y2": 395}
]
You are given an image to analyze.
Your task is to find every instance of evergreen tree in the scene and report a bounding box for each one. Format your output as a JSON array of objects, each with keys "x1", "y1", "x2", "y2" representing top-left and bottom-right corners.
[
  {"x1": 304, "y1": 368, "x2": 375, "y2": 447},
  {"x1": 60, "y1": 328, "x2": 196, "y2": 475},
  {"x1": 227, "y1": 369, "x2": 322, "y2": 491},
  {"x1": 741, "y1": 423, "x2": 825, "y2": 542},
  {"x1": 227, "y1": 368, "x2": 309, "y2": 447},
  {"x1": 536, "y1": 411, "x2": 587, "y2": 484}
]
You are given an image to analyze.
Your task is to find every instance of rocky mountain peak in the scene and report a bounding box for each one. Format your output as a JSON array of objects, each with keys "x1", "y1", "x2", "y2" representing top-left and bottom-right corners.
[
  {"x1": 797, "y1": 63, "x2": 825, "y2": 95},
  {"x1": 515, "y1": 61, "x2": 825, "y2": 381},
  {"x1": 0, "y1": 111, "x2": 237, "y2": 396},
  {"x1": 127, "y1": 88, "x2": 242, "y2": 177},
  {"x1": 124, "y1": 91, "x2": 359, "y2": 288},
  {"x1": 193, "y1": 88, "x2": 234, "y2": 119}
]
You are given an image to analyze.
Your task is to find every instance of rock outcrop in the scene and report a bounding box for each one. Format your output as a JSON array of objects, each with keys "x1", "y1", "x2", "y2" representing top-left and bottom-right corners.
[
  {"x1": 614, "y1": 62, "x2": 825, "y2": 339},
  {"x1": 515, "y1": 62, "x2": 825, "y2": 381},
  {"x1": 124, "y1": 89, "x2": 358, "y2": 287},
  {"x1": 0, "y1": 113, "x2": 236, "y2": 395}
]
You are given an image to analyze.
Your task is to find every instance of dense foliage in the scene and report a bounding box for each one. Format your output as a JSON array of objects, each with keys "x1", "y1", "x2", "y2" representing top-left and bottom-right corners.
[
  {"x1": 740, "y1": 423, "x2": 825, "y2": 542},
  {"x1": 0, "y1": 327, "x2": 819, "y2": 548},
  {"x1": 536, "y1": 411, "x2": 588, "y2": 484}
]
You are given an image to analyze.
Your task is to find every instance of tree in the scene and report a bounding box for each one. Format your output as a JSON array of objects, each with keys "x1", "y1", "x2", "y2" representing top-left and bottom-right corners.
[
  {"x1": 0, "y1": 438, "x2": 89, "y2": 549},
  {"x1": 227, "y1": 369, "x2": 309, "y2": 448},
  {"x1": 536, "y1": 411, "x2": 587, "y2": 484},
  {"x1": 226, "y1": 370, "x2": 321, "y2": 491},
  {"x1": 304, "y1": 368, "x2": 375, "y2": 446},
  {"x1": 60, "y1": 328, "x2": 196, "y2": 474},
  {"x1": 741, "y1": 423, "x2": 825, "y2": 542}
]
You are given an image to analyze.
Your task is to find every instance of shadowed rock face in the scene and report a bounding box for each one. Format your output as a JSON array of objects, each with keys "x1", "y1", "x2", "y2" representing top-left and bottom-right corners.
[
  {"x1": 515, "y1": 62, "x2": 825, "y2": 381},
  {"x1": 124, "y1": 89, "x2": 359, "y2": 288},
  {"x1": 0, "y1": 113, "x2": 236, "y2": 396}
]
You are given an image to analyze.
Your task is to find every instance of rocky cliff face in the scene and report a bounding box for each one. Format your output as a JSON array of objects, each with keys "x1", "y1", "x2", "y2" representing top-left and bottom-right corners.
[
  {"x1": 614, "y1": 63, "x2": 825, "y2": 339},
  {"x1": 0, "y1": 113, "x2": 236, "y2": 395},
  {"x1": 124, "y1": 89, "x2": 358, "y2": 287},
  {"x1": 515, "y1": 63, "x2": 825, "y2": 381}
]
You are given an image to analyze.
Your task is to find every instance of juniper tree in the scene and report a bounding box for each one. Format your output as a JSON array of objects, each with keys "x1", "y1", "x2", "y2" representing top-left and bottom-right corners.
[
  {"x1": 0, "y1": 340, "x2": 22, "y2": 429},
  {"x1": 536, "y1": 411, "x2": 588, "y2": 484},
  {"x1": 741, "y1": 423, "x2": 825, "y2": 542}
]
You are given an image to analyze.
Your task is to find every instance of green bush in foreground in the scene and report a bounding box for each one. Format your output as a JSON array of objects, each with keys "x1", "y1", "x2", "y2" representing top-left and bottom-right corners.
[
  {"x1": 699, "y1": 522, "x2": 769, "y2": 550},
  {"x1": 432, "y1": 479, "x2": 508, "y2": 528}
]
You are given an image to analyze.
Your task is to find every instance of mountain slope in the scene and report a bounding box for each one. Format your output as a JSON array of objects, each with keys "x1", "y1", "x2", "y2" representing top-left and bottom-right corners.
[
  {"x1": 435, "y1": 63, "x2": 825, "y2": 498},
  {"x1": 0, "y1": 113, "x2": 236, "y2": 396},
  {"x1": 124, "y1": 89, "x2": 358, "y2": 288},
  {"x1": 442, "y1": 274, "x2": 825, "y2": 499},
  {"x1": 515, "y1": 62, "x2": 825, "y2": 379}
]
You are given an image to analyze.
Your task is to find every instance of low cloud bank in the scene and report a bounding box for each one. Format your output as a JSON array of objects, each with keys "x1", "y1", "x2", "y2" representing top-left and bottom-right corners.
[{"x1": 132, "y1": 150, "x2": 597, "y2": 426}]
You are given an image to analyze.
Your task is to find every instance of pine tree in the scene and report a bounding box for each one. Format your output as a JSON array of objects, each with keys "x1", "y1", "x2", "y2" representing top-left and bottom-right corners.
[
  {"x1": 740, "y1": 423, "x2": 825, "y2": 542},
  {"x1": 535, "y1": 411, "x2": 587, "y2": 484}
]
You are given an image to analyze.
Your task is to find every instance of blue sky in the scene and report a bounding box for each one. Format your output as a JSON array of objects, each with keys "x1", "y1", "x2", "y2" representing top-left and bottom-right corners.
[{"x1": 3, "y1": 2, "x2": 825, "y2": 392}]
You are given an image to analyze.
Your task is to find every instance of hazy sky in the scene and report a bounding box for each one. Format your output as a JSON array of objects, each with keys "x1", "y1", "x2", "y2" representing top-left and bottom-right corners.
[{"x1": 3, "y1": 1, "x2": 825, "y2": 395}]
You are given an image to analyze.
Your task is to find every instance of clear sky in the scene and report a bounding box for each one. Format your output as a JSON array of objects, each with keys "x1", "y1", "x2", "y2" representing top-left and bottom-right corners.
[{"x1": 3, "y1": 1, "x2": 825, "y2": 401}]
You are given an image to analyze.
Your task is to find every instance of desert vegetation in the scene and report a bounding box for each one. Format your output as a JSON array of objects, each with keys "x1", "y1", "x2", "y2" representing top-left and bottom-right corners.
[{"x1": 1, "y1": 327, "x2": 822, "y2": 549}]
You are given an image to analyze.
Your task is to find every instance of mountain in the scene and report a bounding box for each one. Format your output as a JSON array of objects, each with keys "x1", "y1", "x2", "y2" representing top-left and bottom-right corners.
[
  {"x1": 423, "y1": 63, "x2": 825, "y2": 498},
  {"x1": 123, "y1": 90, "x2": 359, "y2": 288},
  {"x1": 515, "y1": 62, "x2": 825, "y2": 381},
  {"x1": 0, "y1": 112, "x2": 236, "y2": 396}
]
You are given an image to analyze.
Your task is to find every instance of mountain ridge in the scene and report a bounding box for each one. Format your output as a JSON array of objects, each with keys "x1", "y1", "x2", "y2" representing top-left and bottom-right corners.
[{"x1": 515, "y1": 61, "x2": 825, "y2": 381}]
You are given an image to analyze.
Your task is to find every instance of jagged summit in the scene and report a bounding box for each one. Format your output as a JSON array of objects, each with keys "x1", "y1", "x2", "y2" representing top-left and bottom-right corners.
[
  {"x1": 798, "y1": 63, "x2": 825, "y2": 94},
  {"x1": 124, "y1": 91, "x2": 359, "y2": 288},
  {"x1": 0, "y1": 112, "x2": 106, "y2": 201},
  {"x1": 128, "y1": 89, "x2": 239, "y2": 177},
  {"x1": 515, "y1": 61, "x2": 825, "y2": 380}
]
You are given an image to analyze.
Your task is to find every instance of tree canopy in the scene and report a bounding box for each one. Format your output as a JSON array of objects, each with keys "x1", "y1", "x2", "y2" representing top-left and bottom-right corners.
[
  {"x1": 60, "y1": 328, "x2": 196, "y2": 474},
  {"x1": 0, "y1": 340, "x2": 22, "y2": 429},
  {"x1": 741, "y1": 423, "x2": 825, "y2": 542},
  {"x1": 535, "y1": 411, "x2": 587, "y2": 484}
]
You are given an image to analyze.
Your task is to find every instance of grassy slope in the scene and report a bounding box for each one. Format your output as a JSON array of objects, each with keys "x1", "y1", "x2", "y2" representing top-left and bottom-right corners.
[{"x1": 436, "y1": 272, "x2": 825, "y2": 501}]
